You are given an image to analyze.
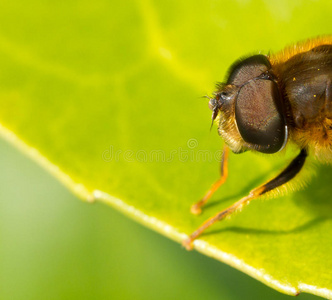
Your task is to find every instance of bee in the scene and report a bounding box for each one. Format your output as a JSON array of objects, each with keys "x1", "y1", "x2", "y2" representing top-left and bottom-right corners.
[{"x1": 183, "y1": 37, "x2": 332, "y2": 250}]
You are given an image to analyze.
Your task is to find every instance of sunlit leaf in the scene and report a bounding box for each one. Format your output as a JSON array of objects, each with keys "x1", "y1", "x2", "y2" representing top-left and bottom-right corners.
[{"x1": 0, "y1": 0, "x2": 331, "y2": 297}]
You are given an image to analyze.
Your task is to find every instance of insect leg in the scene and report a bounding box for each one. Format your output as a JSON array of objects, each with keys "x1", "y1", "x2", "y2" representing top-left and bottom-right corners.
[
  {"x1": 183, "y1": 148, "x2": 307, "y2": 250},
  {"x1": 191, "y1": 146, "x2": 230, "y2": 215}
]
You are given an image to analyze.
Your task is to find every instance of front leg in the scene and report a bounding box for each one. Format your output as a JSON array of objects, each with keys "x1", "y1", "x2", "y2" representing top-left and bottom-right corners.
[
  {"x1": 183, "y1": 148, "x2": 307, "y2": 250},
  {"x1": 191, "y1": 146, "x2": 230, "y2": 215}
]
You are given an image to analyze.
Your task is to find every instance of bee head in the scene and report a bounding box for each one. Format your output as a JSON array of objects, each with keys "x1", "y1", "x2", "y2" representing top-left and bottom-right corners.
[{"x1": 211, "y1": 55, "x2": 288, "y2": 154}]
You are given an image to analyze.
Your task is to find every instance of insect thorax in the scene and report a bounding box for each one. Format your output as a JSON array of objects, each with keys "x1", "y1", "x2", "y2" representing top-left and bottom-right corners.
[{"x1": 274, "y1": 44, "x2": 332, "y2": 162}]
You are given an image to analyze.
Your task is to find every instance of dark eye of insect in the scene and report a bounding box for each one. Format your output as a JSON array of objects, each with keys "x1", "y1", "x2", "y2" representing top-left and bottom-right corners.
[
  {"x1": 230, "y1": 55, "x2": 287, "y2": 153},
  {"x1": 235, "y1": 76, "x2": 287, "y2": 153}
]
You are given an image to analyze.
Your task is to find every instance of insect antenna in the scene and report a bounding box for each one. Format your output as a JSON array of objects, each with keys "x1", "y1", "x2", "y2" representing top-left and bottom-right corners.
[{"x1": 201, "y1": 95, "x2": 217, "y2": 131}]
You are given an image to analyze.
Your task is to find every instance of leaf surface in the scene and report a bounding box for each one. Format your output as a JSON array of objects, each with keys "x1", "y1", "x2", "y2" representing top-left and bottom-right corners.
[{"x1": 0, "y1": 0, "x2": 331, "y2": 297}]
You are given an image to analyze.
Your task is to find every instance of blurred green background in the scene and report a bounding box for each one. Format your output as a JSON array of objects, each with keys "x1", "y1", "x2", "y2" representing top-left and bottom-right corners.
[{"x1": 0, "y1": 138, "x2": 321, "y2": 300}]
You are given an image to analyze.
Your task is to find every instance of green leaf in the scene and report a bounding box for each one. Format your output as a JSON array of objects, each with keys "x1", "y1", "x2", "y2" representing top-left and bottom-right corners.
[{"x1": 0, "y1": 0, "x2": 331, "y2": 297}]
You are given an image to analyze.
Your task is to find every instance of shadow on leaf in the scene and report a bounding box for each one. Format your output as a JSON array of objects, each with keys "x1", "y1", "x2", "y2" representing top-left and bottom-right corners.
[
  {"x1": 202, "y1": 164, "x2": 332, "y2": 237},
  {"x1": 205, "y1": 216, "x2": 331, "y2": 236}
]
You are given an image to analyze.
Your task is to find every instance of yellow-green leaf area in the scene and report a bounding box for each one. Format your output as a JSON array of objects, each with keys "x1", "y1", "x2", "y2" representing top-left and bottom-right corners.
[{"x1": 0, "y1": 0, "x2": 331, "y2": 298}]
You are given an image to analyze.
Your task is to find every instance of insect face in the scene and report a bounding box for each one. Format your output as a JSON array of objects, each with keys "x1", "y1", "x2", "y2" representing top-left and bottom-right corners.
[{"x1": 213, "y1": 55, "x2": 288, "y2": 154}]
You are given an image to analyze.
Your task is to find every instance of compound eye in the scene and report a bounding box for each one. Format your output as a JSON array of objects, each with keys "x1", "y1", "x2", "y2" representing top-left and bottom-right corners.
[
  {"x1": 227, "y1": 55, "x2": 271, "y2": 85},
  {"x1": 235, "y1": 79, "x2": 287, "y2": 153}
]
